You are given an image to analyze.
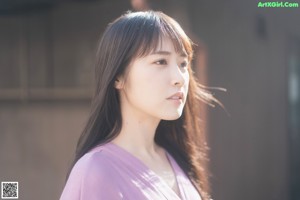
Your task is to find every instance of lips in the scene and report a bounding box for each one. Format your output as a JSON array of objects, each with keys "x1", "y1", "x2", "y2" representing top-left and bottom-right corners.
[{"x1": 167, "y1": 92, "x2": 184, "y2": 100}]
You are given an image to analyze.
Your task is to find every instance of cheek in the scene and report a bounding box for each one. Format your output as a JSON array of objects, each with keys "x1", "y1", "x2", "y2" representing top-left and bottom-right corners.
[
  {"x1": 131, "y1": 65, "x2": 163, "y2": 88},
  {"x1": 125, "y1": 68, "x2": 159, "y2": 100},
  {"x1": 183, "y1": 73, "x2": 190, "y2": 103},
  {"x1": 185, "y1": 72, "x2": 190, "y2": 83},
  {"x1": 128, "y1": 71, "x2": 166, "y2": 110},
  {"x1": 184, "y1": 72, "x2": 190, "y2": 87}
]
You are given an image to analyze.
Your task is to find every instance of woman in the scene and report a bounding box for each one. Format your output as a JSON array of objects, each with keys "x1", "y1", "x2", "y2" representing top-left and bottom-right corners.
[{"x1": 60, "y1": 10, "x2": 219, "y2": 200}]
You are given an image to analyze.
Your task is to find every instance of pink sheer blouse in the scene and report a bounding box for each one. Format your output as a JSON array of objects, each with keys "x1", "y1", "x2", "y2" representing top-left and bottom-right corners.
[{"x1": 60, "y1": 142, "x2": 202, "y2": 200}]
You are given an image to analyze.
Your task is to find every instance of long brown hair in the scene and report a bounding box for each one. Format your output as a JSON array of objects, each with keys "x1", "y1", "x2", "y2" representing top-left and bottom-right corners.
[{"x1": 68, "y1": 10, "x2": 221, "y2": 200}]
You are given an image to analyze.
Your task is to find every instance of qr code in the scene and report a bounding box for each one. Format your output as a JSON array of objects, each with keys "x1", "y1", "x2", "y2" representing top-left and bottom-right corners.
[{"x1": 1, "y1": 182, "x2": 18, "y2": 199}]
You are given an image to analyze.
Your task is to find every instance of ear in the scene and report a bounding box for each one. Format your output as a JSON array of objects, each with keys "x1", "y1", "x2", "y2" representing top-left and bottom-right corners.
[{"x1": 114, "y1": 76, "x2": 124, "y2": 89}]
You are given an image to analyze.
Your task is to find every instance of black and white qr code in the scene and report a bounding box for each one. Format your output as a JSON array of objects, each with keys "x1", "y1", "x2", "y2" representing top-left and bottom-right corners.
[{"x1": 1, "y1": 182, "x2": 18, "y2": 199}]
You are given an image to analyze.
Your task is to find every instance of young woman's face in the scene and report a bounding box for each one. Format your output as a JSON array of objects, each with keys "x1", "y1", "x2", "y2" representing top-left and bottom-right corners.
[{"x1": 116, "y1": 37, "x2": 190, "y2": 121}]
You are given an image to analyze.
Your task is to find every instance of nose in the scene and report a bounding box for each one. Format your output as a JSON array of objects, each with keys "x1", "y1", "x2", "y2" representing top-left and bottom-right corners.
[{"x1": 170, "y1": 63, "x2": 187, "y2": 87}]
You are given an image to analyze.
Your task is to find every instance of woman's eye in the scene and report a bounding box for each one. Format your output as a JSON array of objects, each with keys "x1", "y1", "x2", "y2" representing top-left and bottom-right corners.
[
  {"x1": 180, "y1": 61, "x2": 188, "y2": 68},
  {"x1": 154, "y1": 59, "x2": 167, "y2": 65}
]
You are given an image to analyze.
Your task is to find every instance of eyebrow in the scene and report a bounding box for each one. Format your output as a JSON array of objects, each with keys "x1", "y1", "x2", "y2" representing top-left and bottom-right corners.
[{"x1": 150, "y1": 50, "x2": 188, "y2": 57}]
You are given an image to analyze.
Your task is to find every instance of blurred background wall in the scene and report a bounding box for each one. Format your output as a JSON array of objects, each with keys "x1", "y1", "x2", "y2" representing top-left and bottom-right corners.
[{"x1": 0, "y1": 0, "x2": 299, "y2": 200}]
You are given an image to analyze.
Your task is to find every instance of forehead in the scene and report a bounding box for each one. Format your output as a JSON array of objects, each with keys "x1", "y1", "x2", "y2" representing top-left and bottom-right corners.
[{"x1": 149, "y1": 36, "x2": 188, "y2": 57}]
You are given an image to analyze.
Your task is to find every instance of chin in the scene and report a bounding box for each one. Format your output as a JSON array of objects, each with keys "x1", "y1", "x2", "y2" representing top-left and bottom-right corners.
[{"x1": 161, "y1": 111, "x2": 183, "y2": 121}]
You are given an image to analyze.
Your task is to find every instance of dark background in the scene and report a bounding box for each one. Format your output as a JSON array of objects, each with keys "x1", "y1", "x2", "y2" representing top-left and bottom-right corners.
[{"x1": 0, "y1": 0, "x2": 299, "y2": 199}]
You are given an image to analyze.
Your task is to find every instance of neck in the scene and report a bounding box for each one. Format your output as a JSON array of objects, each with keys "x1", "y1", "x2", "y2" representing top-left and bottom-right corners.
[{"x1": 111, "y1": 104, "x2": 162, "y2": 157}]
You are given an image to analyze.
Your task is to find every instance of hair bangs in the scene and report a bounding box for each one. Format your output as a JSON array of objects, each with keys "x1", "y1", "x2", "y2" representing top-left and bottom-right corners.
[
  {"x1": 159, "y1": 16, "x2": 193, "y2": 61},
  {"x1": 128, "y1": 11, "x2": 193, "y2": 61}
]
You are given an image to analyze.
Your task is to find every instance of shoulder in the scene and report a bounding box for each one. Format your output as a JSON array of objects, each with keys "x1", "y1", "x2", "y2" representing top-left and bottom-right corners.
[
  {"x1": 60, "y1": 145, "x2": 122, "y2": 200},
  {"x1": 72, "y1": 146, "x2": 113, "y2": 179}
]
